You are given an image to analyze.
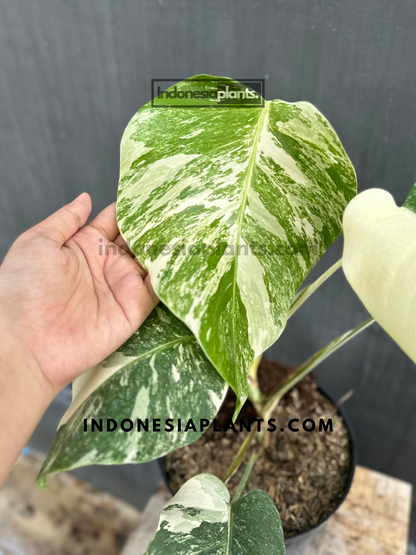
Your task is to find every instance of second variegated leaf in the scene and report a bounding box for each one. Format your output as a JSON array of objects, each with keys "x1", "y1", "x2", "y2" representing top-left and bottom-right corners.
[{"x1": 37, "y1": 305, "x2": 227, "y2": 487}]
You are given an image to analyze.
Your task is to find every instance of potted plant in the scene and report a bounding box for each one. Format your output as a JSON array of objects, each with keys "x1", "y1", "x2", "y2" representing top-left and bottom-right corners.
[
  {"x1": 161, "y1": 356, "x2": 359, "y2": 554},
  {"x1": 36, "y1": 76, "x2": 416, "y2": 554}
]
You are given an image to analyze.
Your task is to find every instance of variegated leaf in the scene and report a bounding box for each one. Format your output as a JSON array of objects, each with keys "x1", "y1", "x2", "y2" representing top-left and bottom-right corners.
[
  {"x1": 37, "y1": 305, "x2": 227, "y2": 488},
  {"x1": 145, "y1": 473, "x2": 286, "y2": 555},
  {"x1": 343, "y1": 187, "x2": 416, "y2": 364},
  {"x1": 116, "y1": 75, "x2": 357, "y2": 412},
  {"x1": 403, "y1": 183, "x2": 416, "y2": 213}
]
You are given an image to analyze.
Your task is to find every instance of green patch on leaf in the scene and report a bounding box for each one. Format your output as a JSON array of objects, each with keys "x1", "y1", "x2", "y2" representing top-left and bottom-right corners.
[
  {"x1": 117, "y1": 75, "x2": 357, "y2": 413},
  {"x1": 145, "y1": 473, "x2": 286, "y2": 555},
  {"x1": 37, "y1": 305, "x2": 226, "y2": 487},
  {"x1": 403, "y1": 183, "x2": 416, "y2": 214}
]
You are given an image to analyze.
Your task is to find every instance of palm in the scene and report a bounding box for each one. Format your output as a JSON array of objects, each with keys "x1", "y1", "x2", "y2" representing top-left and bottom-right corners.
[{"x1": 0, "y1": 195, "x2": 158, "y2": 392}]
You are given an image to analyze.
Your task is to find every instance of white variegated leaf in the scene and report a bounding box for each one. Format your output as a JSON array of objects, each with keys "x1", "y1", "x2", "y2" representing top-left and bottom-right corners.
[
  {"x1": 37, "y1": 305, "x2": 227, "y2": 488},
  {"x1": 343, "y1": 187, "x2": 416, "y2": 363},
  {"x1": 116, "y1": 75, "x2": 357, "y2": 412},
  {"x1": 145, "y1": 473, "x2": 286, "y2": 555}
]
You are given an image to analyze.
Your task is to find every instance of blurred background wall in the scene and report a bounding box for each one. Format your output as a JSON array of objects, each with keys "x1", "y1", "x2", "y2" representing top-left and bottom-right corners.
[{"x1": 1, "y1": 0, "x2": 416, "y2": 540}]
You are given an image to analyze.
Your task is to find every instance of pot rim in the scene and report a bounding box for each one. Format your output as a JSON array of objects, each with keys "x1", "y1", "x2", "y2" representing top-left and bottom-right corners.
[{"x1": 158, "y1": 384, "x2": 357, "y2": 541}]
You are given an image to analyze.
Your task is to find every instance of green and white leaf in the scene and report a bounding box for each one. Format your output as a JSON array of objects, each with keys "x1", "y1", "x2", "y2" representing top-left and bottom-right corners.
[
  {"x1": 343, "y1": 187, "x2": 416, "y2": 364},
  {"x1": 117, "y1": 74, "x2": 357, "y2": 412},
  {"x1": 403, "y1": 183, "x2": 416, "y2": 213},
  {"x1": 145, "y1": 473, "x2": 286, "y2": 555},
  {"x1": 37, "y1": 305, "x2": 227, "y2": 488}
]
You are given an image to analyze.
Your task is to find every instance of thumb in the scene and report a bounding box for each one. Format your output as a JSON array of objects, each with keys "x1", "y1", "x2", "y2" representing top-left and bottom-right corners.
[{"x1": 28, "y1": 193, "x2": 92, "y2": 245}]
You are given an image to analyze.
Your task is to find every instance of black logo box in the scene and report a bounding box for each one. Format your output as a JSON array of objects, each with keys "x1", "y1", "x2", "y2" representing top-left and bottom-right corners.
[{"x1": 151, "y1": 78, "x2": 265, "y2": 108}]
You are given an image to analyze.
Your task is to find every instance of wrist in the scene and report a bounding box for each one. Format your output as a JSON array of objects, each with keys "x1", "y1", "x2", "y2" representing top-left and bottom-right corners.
[
  {"x1": 0, "y1": 319, "x2": 56, "y2": 486},
  {"x1": 0, "y1": 318, "x2": 55, "y2": 408}
]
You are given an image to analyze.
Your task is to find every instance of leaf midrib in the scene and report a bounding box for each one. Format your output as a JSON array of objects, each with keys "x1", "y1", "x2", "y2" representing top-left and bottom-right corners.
[
  {"x1": 230, "y1": 101, "x2": 270, "y2": 380},
  {"x1": 117, "y1": 335, "x2": 194, "y2": 370},
  {"x1": 60, "y1": 334, "x2": 195, "y2": 429}
]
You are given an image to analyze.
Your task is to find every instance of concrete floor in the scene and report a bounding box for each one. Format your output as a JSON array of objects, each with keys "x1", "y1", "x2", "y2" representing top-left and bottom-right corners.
[{"x1": 0, "y1": 450, "x2": 142, "y2": 555}]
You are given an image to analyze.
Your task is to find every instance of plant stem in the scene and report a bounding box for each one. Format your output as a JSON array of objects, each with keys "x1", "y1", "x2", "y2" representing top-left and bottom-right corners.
[
  {"x1": 289, "y1": 259, "x2": 342, "y2": 318},
  {"x1": 224, "y1": 316, "x2": 375, "y2": 485},
  {"x1": 232, "y1": 450, "x2": 262, "y2": 502},
  {"x1": 247, "y1": 355, "x2": 263, "y2": 410},
  {"x1": 223, "y1": 428, "x2": 257, "y2": 484},
  {"x1": 248, "y1": 355, "x2": 262, "y2": 381},
  {"x1": 262, "y1": 316, "x2": 375, "y2": 421}
]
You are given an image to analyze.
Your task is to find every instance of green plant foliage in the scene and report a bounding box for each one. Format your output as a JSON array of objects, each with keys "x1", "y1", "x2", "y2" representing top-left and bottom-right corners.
[
  {"x1": 37, "y1": 305, "x2": 227, "y2": 488},
  {"x1": 145, "y1": 474, "x2": 286, "y2": 555},
  {"x1": 117, "y1": 74, "x2": 357, "y2": 413},
  {"x1": 403, "y1": 183, "x2": 416, "y2": 213}
]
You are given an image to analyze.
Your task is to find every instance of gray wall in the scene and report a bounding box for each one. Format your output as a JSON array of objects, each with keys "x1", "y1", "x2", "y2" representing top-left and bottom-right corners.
[{"x1": 1, "y1": 0, "x2": 416, "y2": 538}]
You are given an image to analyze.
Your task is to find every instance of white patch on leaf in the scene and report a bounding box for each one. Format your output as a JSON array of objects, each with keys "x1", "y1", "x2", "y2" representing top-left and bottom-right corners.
[
  {"x1": 343, "y1": 188, "x2": 416, "y2": 364},
  {"x1": 59, "y1": 352, "x2": 138, "y2": 429}
]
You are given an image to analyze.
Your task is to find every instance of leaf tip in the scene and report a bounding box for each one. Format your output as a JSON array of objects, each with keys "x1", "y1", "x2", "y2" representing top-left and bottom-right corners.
[
  {"x1": 232, "y1": 394, "x2": 247, "y2": 423},
  {"x1": 36, "y1": 474, "x2": 47, "y2": 490}
]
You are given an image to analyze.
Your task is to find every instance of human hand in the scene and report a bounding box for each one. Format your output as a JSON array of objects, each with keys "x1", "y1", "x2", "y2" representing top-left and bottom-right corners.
[{"x1": 0, "y1": 193, "x2": 158, "y2": 397}]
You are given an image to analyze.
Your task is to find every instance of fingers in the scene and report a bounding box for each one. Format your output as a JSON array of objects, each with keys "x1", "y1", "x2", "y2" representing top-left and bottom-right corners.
[
  {"x1": 106, "y1": 261, "x2": 159, "y2": 332},
  {"x1": 88, "y1": 203, "x2": 119, "y2": 242},
  {"x1": 110, "y1": 235, "x2": 147, "y2": 279},
  {"x1": 133, "y1": 258, "x2": 148, "y2": 280},
  {"x1": 112, "y1": 234, "x2": 149, "y2": 279},
  {"x1": 114, "y1": 234, "x2": 135, "y2": 259},
  {"x1": 144, "y1": 273, "x2": 159, "y2": 305},
  {"x1": 27, "y1": 193, "x2": 92, "y2": 245}
]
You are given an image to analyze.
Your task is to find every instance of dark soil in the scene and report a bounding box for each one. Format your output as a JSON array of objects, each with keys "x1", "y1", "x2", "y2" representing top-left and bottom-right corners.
[{"x1": 164, "y1": 359, "x2": 352, "y2": 537}]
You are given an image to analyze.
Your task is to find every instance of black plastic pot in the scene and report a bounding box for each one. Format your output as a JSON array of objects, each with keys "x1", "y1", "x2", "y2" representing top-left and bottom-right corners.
[
  {"x1": 282, "y1": 386, "x2": 357, "y2": 553},
  {"x1": 159, "y1": 386, "x2": 356, "y2": 555}
]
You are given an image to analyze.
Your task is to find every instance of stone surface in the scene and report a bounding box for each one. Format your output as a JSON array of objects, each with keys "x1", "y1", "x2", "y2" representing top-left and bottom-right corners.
[
  {"x1": 0, "y1": 450, "x2": 142, "y2": 555},
  {"x1": 122, "y1": 466, "x2": 412, "y2": 555}
]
